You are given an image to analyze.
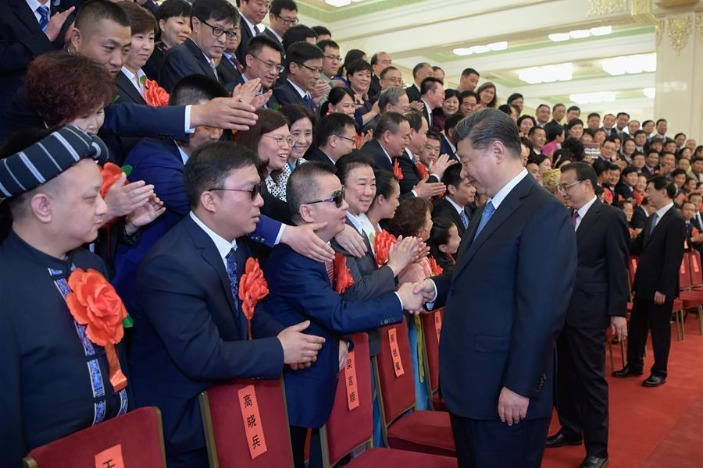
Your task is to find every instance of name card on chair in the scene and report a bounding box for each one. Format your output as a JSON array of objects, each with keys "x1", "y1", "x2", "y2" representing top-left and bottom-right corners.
[
  {"x1": 238, "y1": 385, "x2": 268, "y2": 460},
  {"x1": 344, "y1": 351, "x2": 360, "y2": 411},
  {"x1": 680, "y1": 260, "x2": 686, "y2": 275},
  {"x1": 388, "y1": 328, "x2": 405, "y2": 377},
  {"x1": 95, "y1": 444, "x2": 124, "y2": 468},
  {"x1": 693, "y1": 255, "x2": 700, "y2": 273},
  {"x1": 434, "y1": 310, "x2": 443, "y2": 344}
]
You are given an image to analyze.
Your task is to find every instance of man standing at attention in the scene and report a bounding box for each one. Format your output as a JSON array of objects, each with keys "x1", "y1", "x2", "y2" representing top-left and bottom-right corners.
[
  {"x1": 416, "y1": 109, "x2": 576, "y2": 468},
  {"x1": 546, "y1": 162, "x2": 629, "y2": 468}
]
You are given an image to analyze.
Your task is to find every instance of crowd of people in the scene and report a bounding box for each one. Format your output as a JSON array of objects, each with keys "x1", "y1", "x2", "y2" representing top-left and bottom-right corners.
[{"x1": 0, "y1": 0, "x2": 697, "y2": 467}]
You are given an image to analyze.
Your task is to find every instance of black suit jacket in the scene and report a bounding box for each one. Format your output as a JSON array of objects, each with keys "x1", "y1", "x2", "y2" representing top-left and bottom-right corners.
[
  {"x1": 235, "y1": 16, "x2": 257, "y2": 64},
  {"x1": 130, "y1": 215, "x2": 285, "y2": 459},
  {"x1": 305, "y1": 146, "x2": 335, "y2": 166},
  {"x1": 273, "y1": 80, "x2": 314, "y2": 112},
  {"x1": 631, "y1": 205, "x2": 648, "y2": 230},
  {"x1": 217, "y1": 54, "x2": 242, "y2": 89},
  {"x1": 396, "y1": 150, "x2": 439, "y2": 196},
  {"x1": 262, "y1": 27, "x2": 282, "y2": 47},
  {"x1": 642, "y1": 166, "x2": 659, "y2": 178},
  {"x1": 433, "y1": 175, "x2": 576, "y2": 420},
  {"x1": 159, "y1": 38, "x2": 220, "y2": 92},
  {"x1": 615, "y1": 182, "x2": 635, "y2": 201},
  {"x1": 432, "y1": 197, "x2": 471, "y2": 238},
  {"x1": 631, "y1": 206, "x2": 686, "y2": 300},
  {"x1": 361, "y1": 138, "x2": 393, "y2": 171},
  {"x1": 567, "y1": 201, "x2": 629, "y2": 328},
  {"x1": 0, "y1": 0, "x2": 69, "y2": 137},
  {"x1": 369, "y1": 74, "x2": 381, "y2": 100},
  {"x1": 544, "y1": 119, "x2": 563, "y2": 139},
  {"x1": 405, "y1": 84, "x2": 421, "y2": 103}
]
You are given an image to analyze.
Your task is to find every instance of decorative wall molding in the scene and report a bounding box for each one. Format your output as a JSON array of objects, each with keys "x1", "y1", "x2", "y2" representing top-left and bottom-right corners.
[
  {"x1": 696, "y1": 13, "x2": 703, "y2": 46},
  {"x1": 666, "y1": 14, "x2": 693, "y2": 54},
  {"x1": 589, "y1": 0, "x2": 628, "y2": 16},
  {"x1": 656, "y1": 19, "x2": 665, "y2": 47}
]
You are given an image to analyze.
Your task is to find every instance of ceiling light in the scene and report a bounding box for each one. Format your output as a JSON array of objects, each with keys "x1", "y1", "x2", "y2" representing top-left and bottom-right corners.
[
  {"x1": 602, "y1": 53, "x2": 656, "y2": 76},
  {"x1": 453, "y1": 41, "x2": 508, "y2": 56},
  {"x1": 325, "y1": 0, "x2": 352, "y2": 6},
  {"x1": 643, "y1": 88, "x2": 656, "y2": 99},
  {"x1": 518, "y1": 63, "x2": 573, "y2": 84},
  {"x1": 569, "y1": 92, "x2": 616, "y2": 104},
  {"x1": 548, "y1": 26, "x2": 613, "y2": 42}
]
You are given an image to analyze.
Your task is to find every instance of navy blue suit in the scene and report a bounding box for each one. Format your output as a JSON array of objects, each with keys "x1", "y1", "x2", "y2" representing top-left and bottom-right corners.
[
  {"x1": 396, "y1": 150, "x2": 440, "y2": 196},
  {"x1": 235, "y1": 16, "x2": 258, "y2": 64},
  {"x1": 433, "y1": 174, "x2": 576, "y2": 467},
  {"x1": 361, "y1": 138, "x2": 393, "y2": 172},
  {"x1": 273, "y1": 80, "x2": 314, "y2": 112},
  {"x1": 159, "y1": 38, "x2": 221, "y2": 92},
  {"x1": 264, "y1": 244, "x2": 403, "y2": 429},
  {"x1": 129, "y1": 215, "x2": 285, "y2": 467}
]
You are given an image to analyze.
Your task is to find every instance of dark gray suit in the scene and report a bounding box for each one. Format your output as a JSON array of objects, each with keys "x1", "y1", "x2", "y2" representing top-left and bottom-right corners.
[{"x1": 159, "y1": 38, "x2": 220, "y2": 92}]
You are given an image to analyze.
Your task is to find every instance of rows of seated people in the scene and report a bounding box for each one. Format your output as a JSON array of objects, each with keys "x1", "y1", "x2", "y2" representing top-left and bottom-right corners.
[{"x1": 0, "y1": 0, "x2": 698, "y2": 467}]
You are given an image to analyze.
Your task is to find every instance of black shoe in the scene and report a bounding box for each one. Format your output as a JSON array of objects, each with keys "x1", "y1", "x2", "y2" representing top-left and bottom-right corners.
[
  {"x1": 580, "y1": 455, "x2": 608, "y2": 468},
  {"x1": 612, "y1": 366, "x2": 643, "y2": 378},
  {"x1": 642, "y1": 375, "x2": 666, "y2": 387},
  {"x1": 545, "y1": 431, "x2": 582, "y2": 448}
]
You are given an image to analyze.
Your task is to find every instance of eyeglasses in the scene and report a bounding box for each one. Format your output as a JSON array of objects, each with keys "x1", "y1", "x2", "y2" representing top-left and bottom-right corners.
[
  {"x1": 296, "y1": 62, "x2": 323, "y2": 74},
  {"x1": 306, "y1": 189, "x2": 345, "y2": 208},
  {"x1": 556, "y1": 180, "x2": 581, "y2": 194},
  {"x1": 274, "y1": 14, "x2": 299, "y2": 25},
  {"x1": 262, "y1": 134, "x2": 295, "y2": 146},
  {"x1": 199, "y1": 19, "x2": 238, "y2": 39},
  {"x1": 250, "y1": 55, "x2": 285, "y2": 74},
  {"x1": 324, "y1": 54, "x2": 342, "y2": 62},
  {"x1": 336, "y1": 134, "x2": 356, "y2": 144},
  {"x1": 208, "y1": 184, "x2": 261, "y2": 200}
]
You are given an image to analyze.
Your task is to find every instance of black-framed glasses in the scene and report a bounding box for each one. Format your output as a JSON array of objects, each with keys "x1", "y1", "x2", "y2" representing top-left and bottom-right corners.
[
  {"x1": 208, "y1": 184, "x2": 261, "y2": 200},
  {"x1": 556, "y1": 180, "x2": 581, "y2": 194},
  {"x1": 306, "y1": 189, "x2": 345, "y2": 208},
  {"x1": 199, "y1": 19, "x2": 238, "y2": 39},
  {"x1": 274, "y1": 14, "x2": 299, "y2": 25},
  {"x1": 324, "y1": 54, "x2": 342, "y2": 62},
  {"x1": 250, "y1": 55, "x2": 285, "y2": 74},
  {"x1": 296, "y1": 62, "x2": 323, "y2": 74},
  {"x1": 336, "y1": 134, "x2": 356, "y2": 144}
]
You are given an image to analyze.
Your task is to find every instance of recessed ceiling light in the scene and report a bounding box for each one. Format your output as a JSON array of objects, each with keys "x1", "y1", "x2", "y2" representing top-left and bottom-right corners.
[
  {"x1": 569, "y1": 92, "x2": 616, "y2": 104},
  {"x1": 602, "y1": 53, "x2": 656, "y2": 76},
  {"x1": 325, "y1": 0, "x2": 352, "y2": 6},
  {"x1": 548, "y1": 26, "x2": 613, "y2": 42},
  {"x1": 453, "y1": 41, "x2": 507, "y2": 56},
  {"x1": 518, "y1": 63, "x2": 573, "y2": 84}
]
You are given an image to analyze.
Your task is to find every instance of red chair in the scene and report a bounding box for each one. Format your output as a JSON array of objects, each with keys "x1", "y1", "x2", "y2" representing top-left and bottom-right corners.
[
  {"x1": 374, "y1": 317, "x2": 455, "y2": 457},
  {"x1": 321, "y1": 333, "x2": 457, "y2": 467},
  {"x1": 675, "y1": 252, "x2": 703, "y2": 340},
  {"x1": 200, "y1": 378, "x2": 293, "y2": 467},
  {"x1": 23, "y1": 407, "x2": 166, "y2": 468},
  {"x1": 683, "y1": 250, "x2": 703, "y2": 334},
  {"x1": 421, "y1": 309, "x2": 446, "y2": 411}
]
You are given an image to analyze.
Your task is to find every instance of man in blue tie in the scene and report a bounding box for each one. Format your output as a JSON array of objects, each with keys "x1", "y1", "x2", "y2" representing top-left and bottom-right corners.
[
  {"x1": 129, "y1": 142, "x2": 325, "y2": 468},
  {"x1": 432, "y1": 163, "x2": 476, "y2": 238},
  {"x1": 273, "y1": 41, "x2": 325, "y2": 112},
  {"x1": 416, "y1": 109, "x2": 577, "y2": 468}
]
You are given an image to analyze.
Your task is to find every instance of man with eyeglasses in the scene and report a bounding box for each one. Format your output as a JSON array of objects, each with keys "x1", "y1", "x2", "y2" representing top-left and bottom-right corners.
[
  {"x1": 546, "y1": 162, "x2": 629, "y2": 468},
  {"x1": 273, "y1": 41, "x2": 326, "y2": 112},
  {"x1": 263, "y1": 0, "x2": 298, "y2": 47},
  {"x1": 264, "y1": 161, "x2": 427, "y2": 468},
  {"x1": 160, "y1": 0, "x2": 241, "y2": 91},
  {"x1": 318, "y1": 39, "x2": 342, "y2": 89},
  {"x1": 130, "y1": 142, "x2": 326, "y2": 468},
  {"x1": 235, "y1": 35, "x2": 284, "y2": 107},
  {"x1": 307, "y1": 113, "x2": 357, "y2": 166},
  {"x1": 236, "y1": 0, "x2": 270, "y2": 62}
]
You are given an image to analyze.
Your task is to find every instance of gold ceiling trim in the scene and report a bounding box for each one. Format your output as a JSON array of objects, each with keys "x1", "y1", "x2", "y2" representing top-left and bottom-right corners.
[
  {"x1": 666, "y1": 14, "x2": 692, "y2": 54},
  {"x1": 589, "y1": 0, "x2": 629, "y2": 17}
]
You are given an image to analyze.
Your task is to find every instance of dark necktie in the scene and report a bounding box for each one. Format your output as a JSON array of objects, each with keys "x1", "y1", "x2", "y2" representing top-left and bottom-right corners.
[
  {"x1": 649, "y1": 213, "x2": 659, "y2": 235},
  {"x1": 571, "y1": 210, "x2": 580, "y2": 229},
  {"x1": 37, "y1": 5, "x2": 50, "y2": 31},
  {"x1": 225, "y1": 248, "x2": 240, "y2": 309},
  {"x1": 303, "y1": 94, "x2": 314, "y2": 112},
  {"x1": 474, "y1": 201, "x2": 495, "y2": 239},
  {"x1": 459, "y1": 210, "x2": 469, "y2": 229}
]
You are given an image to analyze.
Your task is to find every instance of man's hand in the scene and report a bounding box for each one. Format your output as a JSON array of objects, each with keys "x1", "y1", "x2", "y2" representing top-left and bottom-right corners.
[
  {"x1": 654, "y1": 291, "x2": 666, "y2": 305},
  {"x1": 190, "y1": 98, "x2": 258, "y2": 132},
  {"x1": 334, "y1": 224, "x2": 367, "y2": 258},
  {"x1": 251, "y1": 90, "x2": 272, "y2": 109},
  {"x1": 278, "y1": 321, "x2": 325, "y2": 365},
  {"x1": 231, "y1": 78, "x2": 261, "y2": 106},
  {"x1": 497, "y1": 387, "x2": 529, "y2": 426},
  {"x1": 396, "y1": 282, "x2": 427, "y2": 313},
  {"x1": 311, "y1": 81, "x2": 331, "y2": 105},
  {"x1": 44, "y1": 6, "x2": 75, "y2": 42},
  {"x1": 104, "y1": 176, "x2": 154, "y2": 220},
  {"x1": 338, "y1": 339, "x2": 349, "y2": 371},
  {"x1": 409, "y1": 101, "x2": 424, "y2": 112},
  {"x1": 281, "y1": 222, "x2": 335, "y2": 263},
  {"x1": 610, "y1": 316, "x2": 628, "y2": 342},
  {"x1": 125, "y1": 194, "x2": 166, "y2": 234},
  {"x1": 429, "y1": 154, "x2": 456, "y2": 180},
  {"x1": 358, "y1": 130, "x2": 373, "y2": 149},
  {"x1": 414, "y1": 178, "x2": 446, "y2": 199},
  {"x1": 412, "y1": 278, "x2": 437, "y2": 303},
  {"x1": 387, "y1": 236, "x2": 424, "y2": 276}
]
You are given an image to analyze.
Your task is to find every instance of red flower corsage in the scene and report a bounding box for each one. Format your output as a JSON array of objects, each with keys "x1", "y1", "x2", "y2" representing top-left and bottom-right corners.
[
  {"x1": 238, "y1": 258, "x2": 269, "y2": 340},
  {"x1": 374, "y1": 230, "x2": 397, "y2": 268},
  {"x1": 334, "y1": 252, "x2": 354, "y2": 294}
]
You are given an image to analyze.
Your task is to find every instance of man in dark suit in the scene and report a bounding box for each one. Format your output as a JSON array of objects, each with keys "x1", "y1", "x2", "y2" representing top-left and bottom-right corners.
[
  {"x1": 305, "y1": 113, "x2": 356, "y2": 166},
  {"x1": 419, "y1": 76, "x2": 445, "y2": 130},
  {"x1": 159, "y1": 0, "x2": 240, "y2": 91},
  {"x1": 433, "y1": 163, "x2": 476, "y2": 238},
  {"x1": 362, "y1": 111, "x2": 411, "y2": 172},
  {"x1": 129, "y1": 142, "x2": 325, "y2": 468},
  {"x1": 231, "y1": 35, "x2": 284, "y2": 107},
  {"x1": 544, "y1": 103, "x2": 566, "y2": 140},
  {"x1": 545, "y1": 163, "x2": 629, "y2": 468},
  {"x1": 369, "y1": 51, "x2": 393, "y2": 98},
  {"x1": 416, "y1": 109, "x2": 577, "y2": 468},
  {"x1": 641, "y1": 149, "x2": 661, "y2": 178},
  {"x1": 264, "y1": 161, "x2": 425, "y2": 468},
  {"x1": 262, "y1": 0, "x2": 298, "y2": 47},
  {"x1": 405, "y1": 62, "x2": 432, "y2": 103},
  {"x1": 0, "y1": 0, "x2": 74, "y2": 138},
  {"x1": 235, "y1": 0, "x2": 268, "y2": 62},
  {"x1": 614, "y1": 175, "x2": 686, "y2": 387},
  {"x1": 273, "y1": 41, "x2": 324, "y2": 113}
]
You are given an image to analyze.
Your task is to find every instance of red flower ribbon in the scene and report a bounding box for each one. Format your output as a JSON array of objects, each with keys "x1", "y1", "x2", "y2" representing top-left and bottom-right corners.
[
  {"x1": 373, "y1": 230, "x2": 397, "y2": 268},
  {"x1": 334, "y1": 252, "x2": 354, "y2": 294},
  {"x1": 428, "y1": 256, "x2": 443, "y2": 276},
  {"x1": 416, "y1": 162, "x2": 429, "y2": 179},
  {"x1": 66, "y1": 268, "x2": 128, "y2": 392},
  {"x1": 238, "y1": 258, "x2": 269, "y2": 340},
  {"x1": 100, "y1": 162, "x2": 125, "y2": 198},
  {"x1": 392, "y1": 159, "x2": 404, "y2": 180},
  {"x1": 144, "y1": 79, "x2": 170, "y2": 107},
  {"x1": 693, "y1": 228, "x2": 700, "y2": 237}
]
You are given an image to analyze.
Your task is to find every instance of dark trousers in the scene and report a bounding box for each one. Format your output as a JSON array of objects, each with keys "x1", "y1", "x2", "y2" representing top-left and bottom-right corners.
[
  {"x1": 290, "y1": 425, "x2": 322, "y2": 468},
  {"x1": 449, "y1": 413, "x2": 550, "y2": 468},
  {"x1": 555, "y1": 324, "x2": 609, "y2": 458},
  {"x1": 626, "y1": 297, "x2": 673, "y2": 377}
]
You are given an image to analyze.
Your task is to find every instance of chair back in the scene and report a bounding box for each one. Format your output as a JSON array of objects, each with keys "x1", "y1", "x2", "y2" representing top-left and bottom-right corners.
[
  {"x1": 628, "y1": 256, "x2": 638, "y2": 287},
  {"x1": 679, "y1": 252, "x2": 692, "y2": 290},
  {"x1": 689, "y1": 249, "x2": 703, "y2": 287},
  {"x1": 321, "y1": 333, "x2": 372, "y2": 467},
  {"x1": 421, "y1": 308, "x2": 443, "y2": 396},
  {"x1": 375, "y1": 317, "x2": 416, "y2": 427},
  {"x1": 23, "y1": 407, "x2": 166, "y2": 468},
  {"x1": 200, "y1": 378, "x2": 293, "y2": 468}
]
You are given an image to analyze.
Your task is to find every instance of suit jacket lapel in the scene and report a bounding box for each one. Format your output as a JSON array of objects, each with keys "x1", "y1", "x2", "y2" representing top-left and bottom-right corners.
[
  {"x1": 645, "y1": 207, "x2": 674, "y2": 245},
  {"x1": 575, "y1": 200, "x2": 602, "y2": 240},
  {"x1": 11, "y1": 0, "x2": 43, "y2": 34},
  {"x1": 185, "y1": 38, "x2": 218, "y2": 81},
  {"x1": 116, "y1": 72, "x2": 147, "y2": 105},
  {"x1": 453, "y1": 176, "x2": 534, "y2": 279}
]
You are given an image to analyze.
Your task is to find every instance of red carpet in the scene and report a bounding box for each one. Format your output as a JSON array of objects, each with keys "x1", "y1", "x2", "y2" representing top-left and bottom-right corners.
[{"x1": 542, "y1": 322, "x2": 703, "y2": 468}]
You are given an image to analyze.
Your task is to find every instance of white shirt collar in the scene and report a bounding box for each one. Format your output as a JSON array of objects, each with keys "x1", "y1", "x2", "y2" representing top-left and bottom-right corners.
[
  {"x1": 241, "y1": 14, "x2": 259, "y2": 36},
  {"x1": 266, "y1": 27, "x2": 282, "y2": 42},
  {"x1": 346, "y1": 212, "x2": 375, "y2": 244},
  {"x1": 575, "y1": 196, "x2": 598, "y2": 229},
  {"x1": 379, "y1": 143, "x2": 393, "y2": 163},
  {"x1": 176, "y1": 144, "x2": 189, "y2": 165},
  {"x1": 287, "y1": 79, "x2": 309, "y2": 99},
  {"x1": 189, "y1": 212, "x2": 237, "y2": 266},
  {"x1": 445, "y1": 195, "x2": 464, "y2": 215},
  {"x1": 121, "y1": 67, "x2": 147, "y2": 97},
  {"x1": 27, "y1": 0, "x2": 48, "y2": 22},
  {"x1": 655, "y1": 202, "x2": 674, "y2": 220},
  {"x1": 488, "y1": 168, "x2": 529, "y2": 210}
]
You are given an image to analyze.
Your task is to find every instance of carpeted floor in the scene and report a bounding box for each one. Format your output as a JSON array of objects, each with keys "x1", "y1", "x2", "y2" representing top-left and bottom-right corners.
[{"x1": 542, "y1": 320, "x2": 703, "y2": 468}]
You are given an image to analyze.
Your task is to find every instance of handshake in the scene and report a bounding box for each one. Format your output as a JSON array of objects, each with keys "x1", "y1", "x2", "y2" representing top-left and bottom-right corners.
[{"x1": 396, "y1": 279, "x2": 439, "y2": 314}]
